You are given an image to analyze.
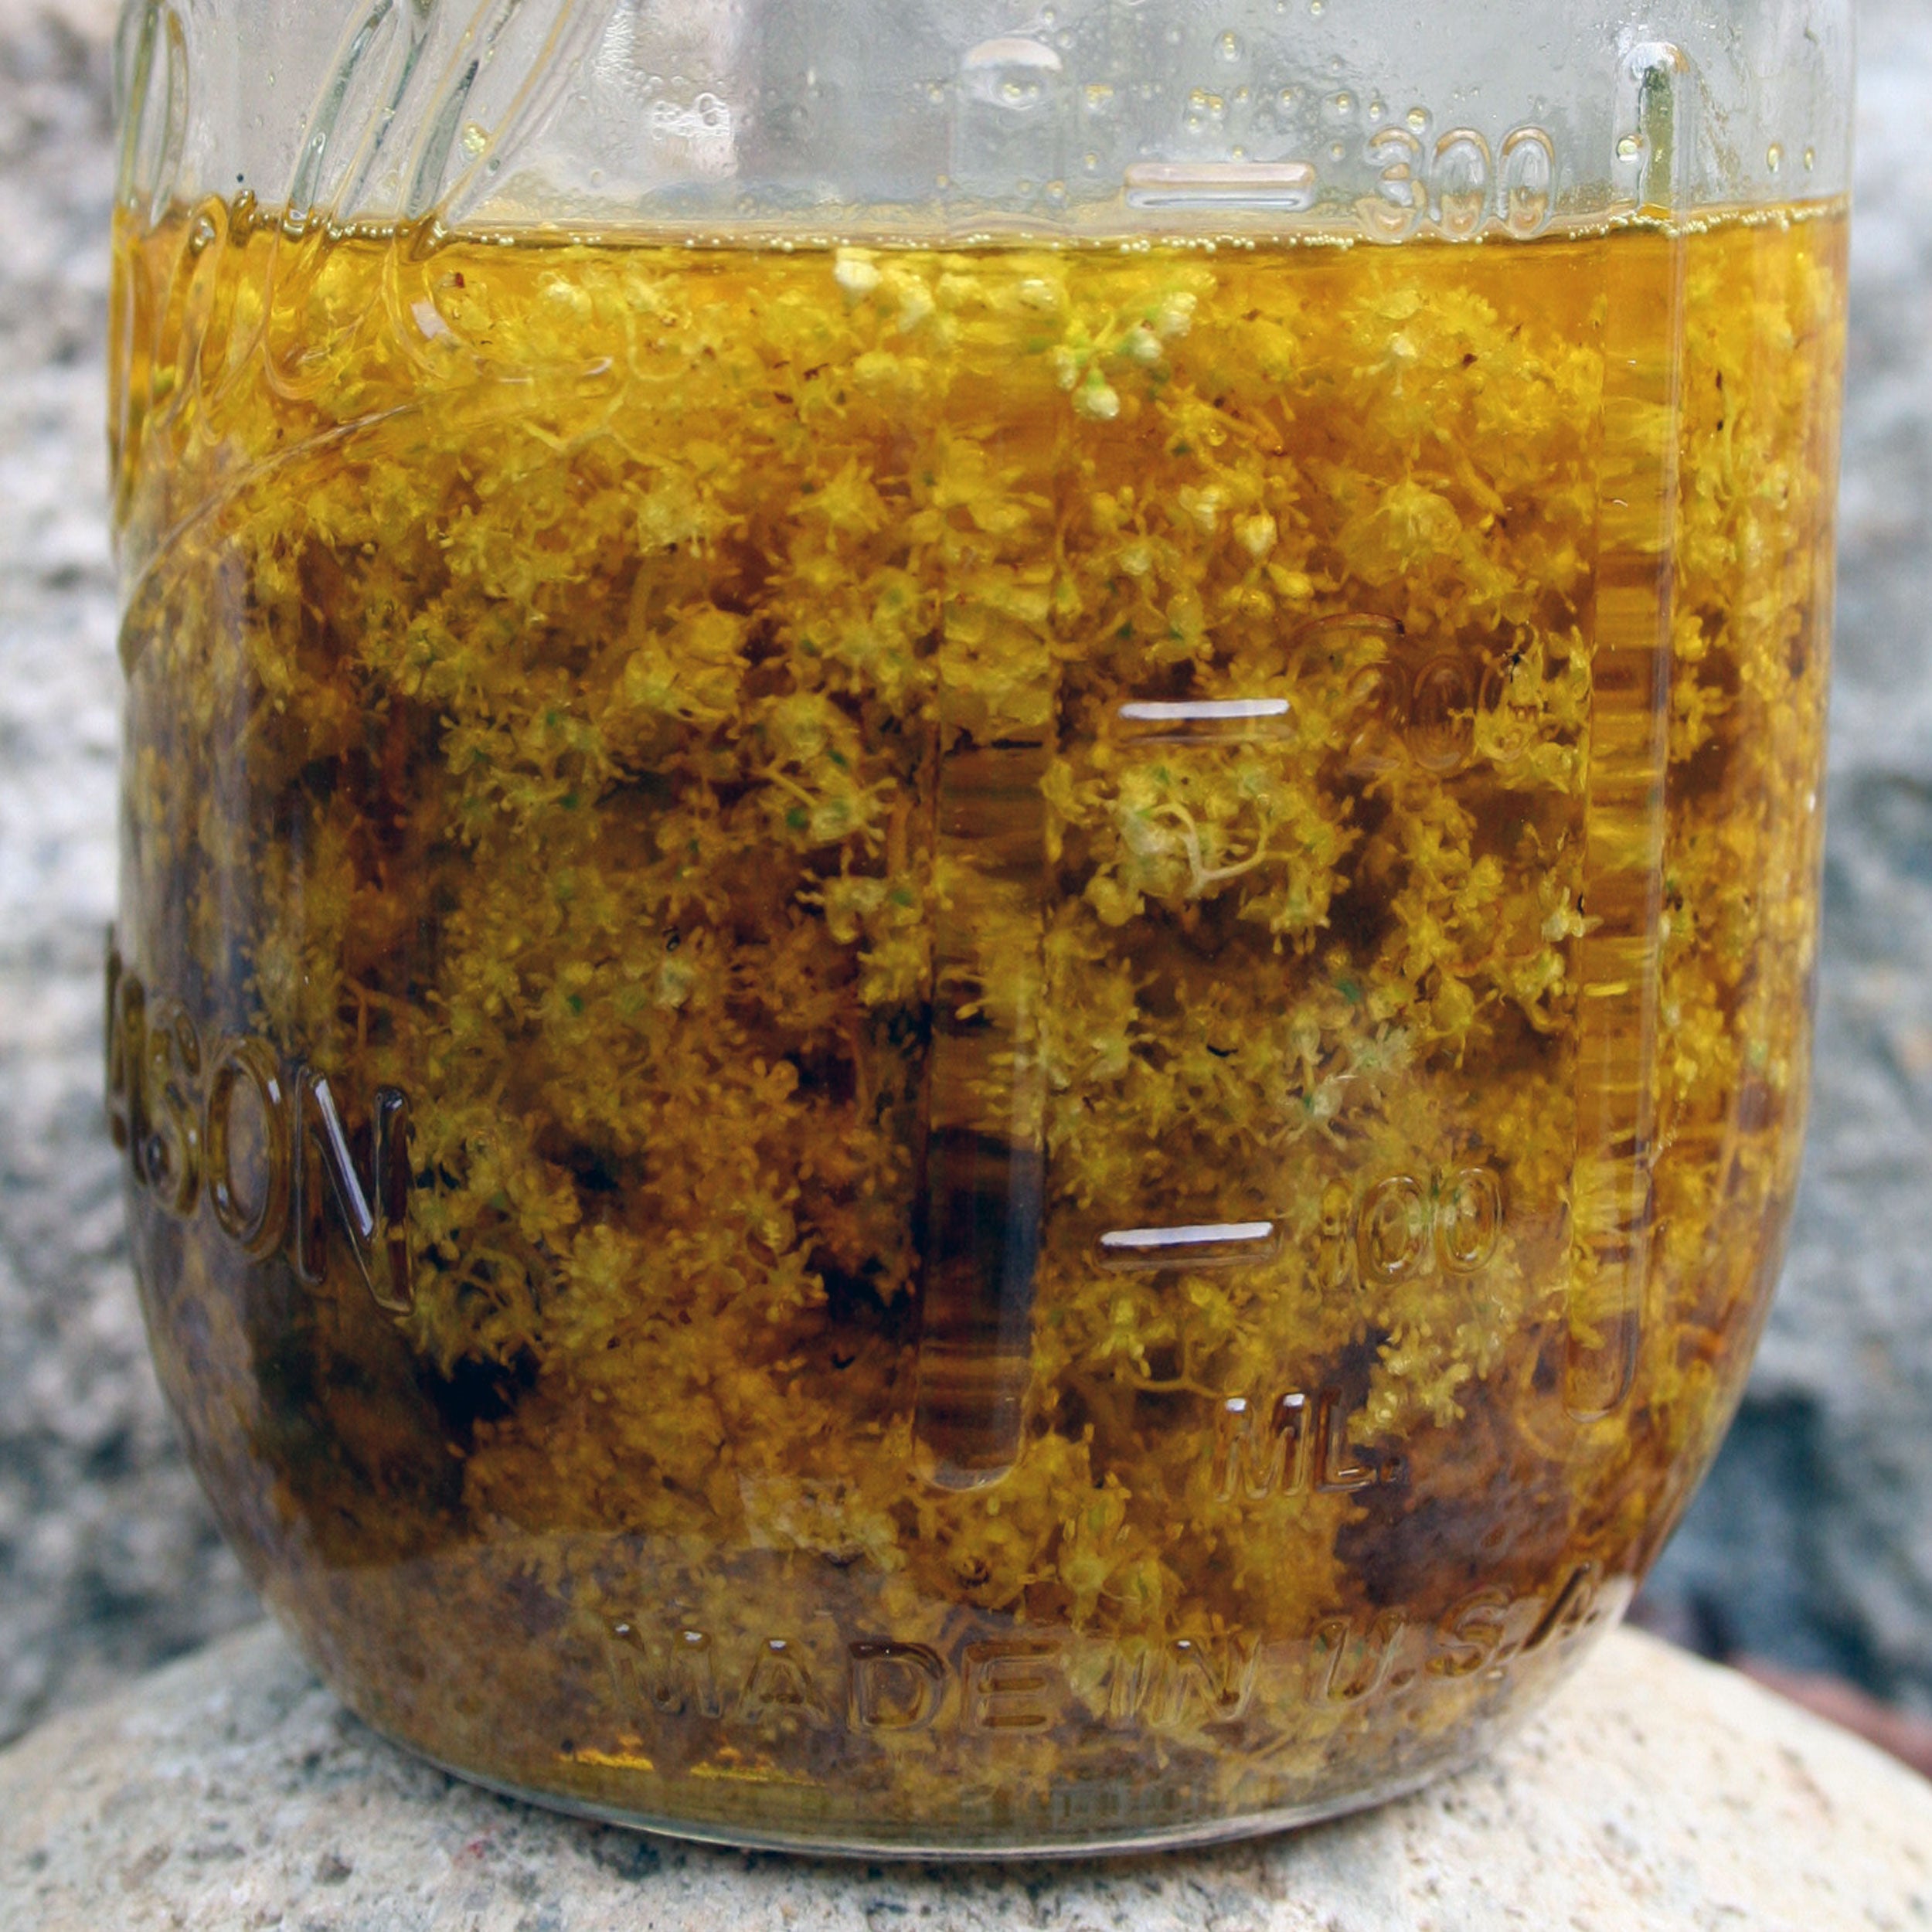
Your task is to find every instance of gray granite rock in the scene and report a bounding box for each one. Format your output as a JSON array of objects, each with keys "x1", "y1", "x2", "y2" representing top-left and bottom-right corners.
[
  {"x1": 4, "y1": 1622, "x2": 1930, "y2": 1932},
  {"x1": 0, "y1": 0, "x2": 258, "y2": 1750},
  {"x1": 1639, "y1": 0, "x2": 1932, "y2": 1712},
  {"x1": 0, "y1": 0, "x2": 1929, "y2": 1755}
]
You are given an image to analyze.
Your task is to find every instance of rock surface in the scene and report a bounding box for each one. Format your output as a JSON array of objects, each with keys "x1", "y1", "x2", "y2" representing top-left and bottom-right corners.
[
  {"x1": 0, "y1": 0, "x2": 1929, "y2": 1751},
  {"x1": 0, "y1": 0, "x2": 260, "y2": 1750},
  {"x1": 2, "y1": 1622, "x2": 1929, "y2": 1932},
  {"x1": 1638, "y1": 0, "x2": 1932, "y2": 1707}
]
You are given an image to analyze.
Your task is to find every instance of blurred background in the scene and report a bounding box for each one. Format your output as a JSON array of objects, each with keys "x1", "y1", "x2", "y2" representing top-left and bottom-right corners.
[{"x1": 0, "y1": 0, "x2": 1927, "y2": 1759}]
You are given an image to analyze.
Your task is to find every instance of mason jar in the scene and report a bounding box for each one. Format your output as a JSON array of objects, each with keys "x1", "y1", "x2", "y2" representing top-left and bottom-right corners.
[{"x1": 107, "y1": 0, "x2": 1852, "y2": 1854}]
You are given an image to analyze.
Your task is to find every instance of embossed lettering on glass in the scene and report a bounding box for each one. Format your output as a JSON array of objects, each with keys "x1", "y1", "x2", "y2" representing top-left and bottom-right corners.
[{"x1": 109, "y1": 0, "x2": 1852, "y2": 1855}]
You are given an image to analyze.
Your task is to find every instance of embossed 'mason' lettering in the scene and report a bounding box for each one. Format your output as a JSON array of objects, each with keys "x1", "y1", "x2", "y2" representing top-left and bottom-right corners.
[{"x1": 105, "y1": 943, "x2": 413, "y2": 1313}]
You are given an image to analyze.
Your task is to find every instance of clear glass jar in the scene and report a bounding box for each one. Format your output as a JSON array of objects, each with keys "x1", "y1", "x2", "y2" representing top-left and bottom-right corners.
[{"x1": 107, "y1": 0, "x2": 1852, "y2": 1855}]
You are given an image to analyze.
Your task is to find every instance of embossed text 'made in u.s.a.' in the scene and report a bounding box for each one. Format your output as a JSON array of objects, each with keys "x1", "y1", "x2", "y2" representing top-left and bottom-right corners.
[{"x1": 580, "y1": 1562, "x2": 1621, "y2": 1760}]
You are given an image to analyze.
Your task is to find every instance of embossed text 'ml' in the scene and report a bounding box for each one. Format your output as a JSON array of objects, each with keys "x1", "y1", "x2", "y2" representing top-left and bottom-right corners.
[
  {"x1": 105, "y1": 944, "x2": 413, "y2": 1312},
  {"x1": 1212, "y1": 1387, "x2": 1403, "y2": 1502}
]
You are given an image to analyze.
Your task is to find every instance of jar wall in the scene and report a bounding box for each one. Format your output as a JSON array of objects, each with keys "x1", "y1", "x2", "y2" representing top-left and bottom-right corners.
[
  {"x1": 109, "y1": 0, "x2": 1849, "y2": 1853},
  {"x1": 113, "y1": 1, "x2": 1852, "y2": 239}
]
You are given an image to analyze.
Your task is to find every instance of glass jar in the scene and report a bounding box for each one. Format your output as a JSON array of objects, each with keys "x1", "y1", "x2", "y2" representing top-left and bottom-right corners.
[{"x1": 107, "y1": 0, "x2": 1852, "y2": 1855}]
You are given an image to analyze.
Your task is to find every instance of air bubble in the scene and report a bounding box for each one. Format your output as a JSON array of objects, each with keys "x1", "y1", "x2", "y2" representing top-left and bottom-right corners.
[
  {"x1": 1185, "y1": 88, "x2": 1228, "y2": 132},
  {"x1": 960, "y1": 36, "x2": 1063, "y2": 114},
  {"x1": 1310, "y1": 0, "x2": 1324, "y2": 14},
  {"x1": 1767, "y1": 142, "x2": 1784, "y2": 174},
  {"x1": 461, "y1": 121, "x2": 490, "y2": 158},
  {"x1": 1406, "y1": 107, "x2": 1429, "y2": 133},
  {"x1": 1217, "y1": 30, "x2": 1244, "y2": 62},
  {"x1": 1803, "y1": 145, "x2": 1817, "y2": 171},
  {"x1": 1617, "y1": 133, "x2": 1642, "y2": 162}
]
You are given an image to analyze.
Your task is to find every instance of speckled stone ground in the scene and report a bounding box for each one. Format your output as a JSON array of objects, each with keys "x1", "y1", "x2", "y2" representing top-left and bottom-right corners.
[
  {"x1": 0, "y1": 0, "x2": 1927, "y2": 1753},
  {"x1": 1638, "y1": 0, "x2": 1932, "y2": 1706},
  {"x1": 0, "y1": 0, "x2": 260, "y2": 1748},
  {"x1": 5, "y1": 1622, "x2": 1930, "y2": 1932}
]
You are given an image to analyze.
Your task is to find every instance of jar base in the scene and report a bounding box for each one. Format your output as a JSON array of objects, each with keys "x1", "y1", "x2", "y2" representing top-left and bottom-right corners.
[{"x1": 370, "y1": 1723, "x2": 1472, "y2": 1862}]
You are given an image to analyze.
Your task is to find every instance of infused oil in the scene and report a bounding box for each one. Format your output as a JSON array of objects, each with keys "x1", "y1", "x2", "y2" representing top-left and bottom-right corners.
[{"x1": 110, "y1": 201, "x2": 1844, "y2": 1849}]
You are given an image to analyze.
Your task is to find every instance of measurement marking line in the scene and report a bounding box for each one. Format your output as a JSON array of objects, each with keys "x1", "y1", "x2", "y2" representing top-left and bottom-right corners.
[
  {"x1": 1118, "y1": 699, "x2": 1291, "y2": 724},
  {"x1": 1100, "y1": 1221, "x2": 1277, "y2": 1253},
  {"x1": 1124, "y1": 162, "x2": 1317, "y2": 211}
]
